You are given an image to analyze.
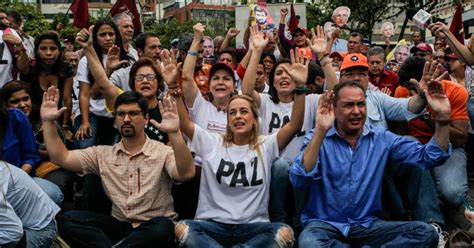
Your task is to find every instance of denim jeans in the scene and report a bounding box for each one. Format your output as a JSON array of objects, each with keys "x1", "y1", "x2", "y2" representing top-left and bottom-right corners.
[
  {"x1": 3, "y1": 219, "x2": 57, "y2": 248},
  {"x1": 176, "y1": 220, "x2": 293, "y2": 248},
  {"x1": 467, "y1": 97, "x2": 474, "y2": 129},
  {"x1": 298, "y1": 219, "x2": 438, "y2": 248},
  {"x1": 58, "y1": 210, "x2": 175, "y2": 247},
  {"x1": 382, "y1": 135, "x2": 445, "y2": 226},
  {"x1": 431, "y1": 148, "x2": 469, "y2": 208},
  {"x1": 73, "y1": 114, "x2": 118, "y2": 149},
  {"x1": 33, "y1": 177, "x2": 64, "y2": 206},
  {"x1": 269, "y1": 158, "x2": 289, "y2": 223}
]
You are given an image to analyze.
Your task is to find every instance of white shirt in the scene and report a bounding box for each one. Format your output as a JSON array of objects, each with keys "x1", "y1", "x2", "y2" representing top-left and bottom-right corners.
[
  {"x1": 0, "y1": 29, "x2": 21, "y2": 87},
  {"x1": 190, "y1": 125, "x2": 278, "y2": 224}
]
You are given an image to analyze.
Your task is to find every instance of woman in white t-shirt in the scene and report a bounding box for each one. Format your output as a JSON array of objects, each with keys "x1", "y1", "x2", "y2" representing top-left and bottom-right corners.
[
  {"x1": 173, "y1": 38, "x2": 309, "y2": 246},
  {"x1": 241, "y1": 26, "x2": 337, "y2": 227}
]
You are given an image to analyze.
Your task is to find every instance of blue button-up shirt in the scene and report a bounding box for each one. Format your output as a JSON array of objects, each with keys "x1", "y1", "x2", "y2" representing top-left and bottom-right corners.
[{"x1": 290, "y1": 124, "x2": 451, "y2": 236}]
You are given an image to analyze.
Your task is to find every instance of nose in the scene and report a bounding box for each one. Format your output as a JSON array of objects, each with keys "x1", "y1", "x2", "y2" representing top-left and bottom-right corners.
[{"x1": 123, "y1": 113, "x2": 132, "y2": 122}]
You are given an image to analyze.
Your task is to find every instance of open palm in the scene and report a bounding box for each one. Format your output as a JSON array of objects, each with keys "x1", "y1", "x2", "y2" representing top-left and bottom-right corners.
[
  {"x1": 315, "y1": 91, "x2": 335, "y2": 131},
  {"x1": 310, "y1": 26, "x2": 328, "y2": 56},
  {"x1": 41, "y1": 86, "x2": 67, "y2": 122},
  {"x1": 282, "y1": 49, "x2": 309, "y2": 85},
  {"x1": 150, "y1": 96, "x2": 180, "y2": 133}
]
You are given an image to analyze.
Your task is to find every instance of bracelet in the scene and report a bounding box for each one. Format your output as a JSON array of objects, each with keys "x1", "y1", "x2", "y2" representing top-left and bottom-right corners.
[
  {"x1": 188, "y1": 50, "x2": 198, "y2": 56},
  {"x1": 318, "y1": 53, "x2": 329, "y2": 61},
  {"x1": 319, "y1": 56, "x2": 332, "y2": 67},
  {"x1": 293, "y1": 86, "x2": 311, "y2": 95},
  {"x1": 436, "y1": 119, "x2": 451, "y2": 126},
  {"x1": 169, "y1": 88, "x2": 184, "y2": 98},
  {"x1": 62, "y1": 124, "x2": 70, "y2": 128}
]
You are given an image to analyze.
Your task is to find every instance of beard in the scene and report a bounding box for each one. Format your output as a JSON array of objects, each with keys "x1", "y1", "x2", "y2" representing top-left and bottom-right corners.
[{"x1": 120, "y1": 124, "x2": 136, "y2": 138}]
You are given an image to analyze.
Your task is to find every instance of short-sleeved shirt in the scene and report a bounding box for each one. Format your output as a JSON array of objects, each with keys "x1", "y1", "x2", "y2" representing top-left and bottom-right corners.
[
  {"x1": 394, "y1": 80, "x2": 469, "y2": 144},
  {"x1": 189, "y1": 125, "x2": 278, "y2": 224},
  {"x1": 259, "y1": 93, "x2": 319, "y2": 162},
  {"x1": 369, "y1": 70, "x2": 399, "y2": 97},
  {"x1": 75, "y1": 137, "x2": 177, "y2": 227},
  {"x1": 0, "y1": 29, "x2": 21, "y2": 87}
]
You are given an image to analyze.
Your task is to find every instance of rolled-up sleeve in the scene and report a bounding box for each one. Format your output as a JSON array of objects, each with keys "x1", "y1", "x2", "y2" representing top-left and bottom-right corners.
[{"x1": 290, "y1": 129, "x2": 321, "y2": 189}]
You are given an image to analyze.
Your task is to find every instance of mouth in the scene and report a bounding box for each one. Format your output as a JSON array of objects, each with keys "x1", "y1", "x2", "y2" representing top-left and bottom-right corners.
[
  {"x1": 279, "y1": 80, "x2": 290, "y2": 88},
  {"x1": 349, "y1": 117, "x2": 363, "y2": 125},
  {"x1": 214, "y1": 86, "x2": 227, "y2": 92},
  {"x1": 234, "y1": 121, "x2": 245, "y2": 129},
  {"x1": 44, "y1": 59, "x2": 56, "y2": 64},
  {"x1": 20, "y1": 107, "x2": 29, "y2": 113}
]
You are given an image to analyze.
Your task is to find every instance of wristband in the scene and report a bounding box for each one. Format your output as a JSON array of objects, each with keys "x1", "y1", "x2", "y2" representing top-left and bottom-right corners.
[
  {"x1": 188, "y1": 50, "x2": 198, "y2": 56},
  {"x1": 318, "y1": 53, "x2": 330, "y2": 61},
  {"x1": 169, "y1": 88, "x2": 184, "y2": 98},
  {"x1": 293, "y1": 86, "x2": 311, "y2": 95}
]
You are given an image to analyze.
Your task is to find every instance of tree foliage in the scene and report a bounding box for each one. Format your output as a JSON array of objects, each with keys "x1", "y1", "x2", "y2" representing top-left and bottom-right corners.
[{"x1": 0, "y1": 0, "x2": 49, "y2": 37}]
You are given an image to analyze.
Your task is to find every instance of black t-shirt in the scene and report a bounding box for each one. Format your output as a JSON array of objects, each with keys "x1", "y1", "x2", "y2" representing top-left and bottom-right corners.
[{"x1": 145, "y1": 105, "x2": 169, "y2": 144}]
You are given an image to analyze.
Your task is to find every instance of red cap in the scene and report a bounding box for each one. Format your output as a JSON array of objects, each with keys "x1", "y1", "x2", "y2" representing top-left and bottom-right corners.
[
  {"x1": 410, "y1": 42, "x2": 433, "y2": 54},
  {"x1": 209, "y1": 63, "x2": 235, "y2": 83},
  {"x1": 291, "y1": 27, "x2": 308, "y2": 37},
  {"x1": 329, "y1": 52, "x2": 344, "y2": 60},
  {"x1": 340, "y1": 53, "x2": 368, "y2": 71}
]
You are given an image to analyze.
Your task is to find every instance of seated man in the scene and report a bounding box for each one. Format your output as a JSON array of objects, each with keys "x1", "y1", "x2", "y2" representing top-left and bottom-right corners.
[
  {"x1": 395, "y1": 56, "x2": 469, "y2": 219},
  {"x1": 41, "y1": 87, "x2": 195, "y2": 247},
  {"x1": 0, "y1": 161, "x2": 60, "y2": 248},
  {"x1": 290, "y1": 80, "x2": 451, "y2": 247}
]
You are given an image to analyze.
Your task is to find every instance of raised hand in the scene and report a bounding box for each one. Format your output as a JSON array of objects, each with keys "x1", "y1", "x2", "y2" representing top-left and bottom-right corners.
[
  {"x1": 41, "y1": 86, "x2": 67, "y2": 122},
  {"x1": 227, "y1": 28, "x2": 240, "y2": 38},
  {"x1": 280, "y1": 8, "x2": 288, "y2": 17},
  {"x1": 380, "y1": 87, "x2": 391, "y2": 96},
  {"x1": 315, "y1": 90, "x2": 335, "y2": 132},
  {"x1": 427, "y1": 22, "x2": 449, "y2": 39},
  {"x1": 106, "y1": 45, "x2": 129, "y2": 70},
  {"x1": 250, "y1": 25, "x2": 268, "y2": 51},
  {"x1": 423, "y1": 80, "x2": 451, "y2": 120},
  {"x1": 408, "y1": 61, "x2": 447, "y2": 94},
  {"x1": 159, "y1": 50, "x2": 181, "y2": 86},
  {"x1": 2, "y1": 33, "x2": 22, "y2": 46},
  {"x1": 310, "y1": 25, "x2": 328, "y2": 56},
  {"x1": 75, "y1": 27, "x2": 93, "y2": 49},
  {"x1": 150, "y1": 96, "x2": 180, "y2": 133},
  {"x1": 193, "y1": 23, "x2": 206, "y2": 40},
  {"x1": 281, "y1": 48, "x2": 309, "y2": 86}
]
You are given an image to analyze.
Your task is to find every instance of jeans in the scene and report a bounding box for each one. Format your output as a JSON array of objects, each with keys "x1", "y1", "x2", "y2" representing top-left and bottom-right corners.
[
  {"x1": 176, "y1": 220, "x2": 293, "y2": 248},
  {"x1": 269, "y1": 158, "x2": 289, "y2": 223},
  {"x1": 33, "y1": 177, "x2": 64, "y2": 206},
  {"x1": 25, "y1": 219, "x2": 57, "y2": 248},
  {"x1": 58, "y1": 210, "x2": 175, "y2": 248},
  {"x1": 467, "y1": 97, "x2": 474, "y2": 129},
  {"x1": 431, "y1": 148, "x2": 469, "y2": 208},
  {"x1": 73, "y1": 114, "x2": 118, "y2": 149},
  {"x1": 3, "y1": 219, "x2": 57, "y2": 248},
  {"x1": 298, "y1": 219, "x2": 438, "y2": 248},
  {"x1": 81, "y1": 175, "x2": 112, "y2": 215}
]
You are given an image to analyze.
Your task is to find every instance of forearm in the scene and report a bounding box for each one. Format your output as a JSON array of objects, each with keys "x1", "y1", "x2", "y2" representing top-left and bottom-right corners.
[
  {"x1": 176, "y1": 96, "x2": 194, "y2": 139},
  {"x1": 320, "y1": 57, "x2": 338, "y2": 90},
  {"x1": 169, "y1": 131, "x2": 195, "y2": 181},
  {"x1": 449, "y1": 126, "x2": 468, "y2": 148},
  {"x1": 182, "y1": 40, "x2": 200, "y2": 105},
  {"x1": 85, "y1": 46, "x2": 111, "y2": 88},
  {"x1": 63, "y1": 96, "x2": 72, "y2": 126},
  {"x1": 79, "y1": 89, "x2": 90, "y2": 123},
  {"x1": 302, "y1": 129, "x2": 326, "y2": 172},
  {"x1": 288, "y1": 93, "x2": 305, "y2": 132},
  {"x1": 43, "y1": 121, "x2": 70, "y2": 166},
  {"x1": 433, "y1": 122, "x2": 450, "y2": 151},
  {"x1": 220, "y1": 35, "x2": 232, "y2": 53},
  {"x1": 407, "y1": 94, "x2": 427, "y2": 113},
  {"x1": 242, "y1": 49, "x2": 260, "y2": 96},
  {"x1": 443, "y1": 30, "x2": 474, "y2": 65},
  {"x1": 243, "y1": 27, "x2": 250, "y2": 49},
  {"x1": 15, "y1": 48, "x2": 30, "y2": 74}
]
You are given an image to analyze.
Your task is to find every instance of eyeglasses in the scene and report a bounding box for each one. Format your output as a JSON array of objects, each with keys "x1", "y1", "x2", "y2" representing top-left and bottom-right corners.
[
  {"x1": 414, "y1": 52, "x2": 429, "y2": 57},
  {"x1": 135, "y1": 74, "x2": 157, "y2": 81},
  {"x1": 114, "y1": 110, "x2": 143, "y2": 119}
]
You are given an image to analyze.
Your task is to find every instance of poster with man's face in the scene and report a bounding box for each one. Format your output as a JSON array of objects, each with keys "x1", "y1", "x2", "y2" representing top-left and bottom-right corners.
[
  {"x1": 381, "y1": 22, "x2": 394, "y2": 38},
  {"x1": 332, "y1": 6, "x2": 350, "y2": 27},
  {"x1": 249, "y1": 3, "x2": 274, "y2": 31}
]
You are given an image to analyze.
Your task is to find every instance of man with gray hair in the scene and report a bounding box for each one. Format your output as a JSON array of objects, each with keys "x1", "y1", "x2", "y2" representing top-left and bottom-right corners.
[{"x1": 112, "y1": 13, "x2": 138, "y2": 60}]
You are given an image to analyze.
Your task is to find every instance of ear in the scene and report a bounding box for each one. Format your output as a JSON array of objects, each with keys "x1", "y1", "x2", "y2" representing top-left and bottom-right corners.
[{"x1": 137, "y1": 48, "x2": 144, "y2": 57}]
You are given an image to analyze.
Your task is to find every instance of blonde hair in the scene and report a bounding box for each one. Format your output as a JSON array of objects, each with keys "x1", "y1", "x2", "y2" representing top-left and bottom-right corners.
[{"x1": 223, "y1": 95, "x2": 261, "y2": 149}]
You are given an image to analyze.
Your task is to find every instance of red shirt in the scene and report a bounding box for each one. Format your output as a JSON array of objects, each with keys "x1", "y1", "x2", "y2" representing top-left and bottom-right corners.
[{"x1": 369, "y1": 70, "x2": 399, "y2": 96}]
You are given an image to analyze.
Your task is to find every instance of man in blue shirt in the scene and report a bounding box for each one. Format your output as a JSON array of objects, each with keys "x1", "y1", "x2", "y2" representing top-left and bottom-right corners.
[{"x1": 290, "y1": 80, "x2": 451, "y2": 247}]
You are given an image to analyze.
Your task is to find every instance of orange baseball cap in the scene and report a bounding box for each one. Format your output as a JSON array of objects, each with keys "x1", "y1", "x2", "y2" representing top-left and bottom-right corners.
[{"x1": 340, "y1": 53, "x2": 368, "y2": 71}]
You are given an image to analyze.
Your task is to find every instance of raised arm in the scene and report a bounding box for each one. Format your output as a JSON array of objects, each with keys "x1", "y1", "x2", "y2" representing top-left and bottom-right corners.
[
  {"x1": 428, "y1": 22, "x2": 474, "y2": 65},
  {"x1": 276, "y1": 49, "x2": 308, "y2": 151},
  {"x1": 76, "y1": 28, "x2": 123, "y2": 110},
  {"x1": 182, "y1": 23, "x2": 204, "y2": 107},
  {"x1": 309, "y1": 26, "x2": 338, "y2": 90},
  {"x1": 424, "y1": 80, "x2": 451, "y2": 151},
  {"x1": 302, "y1": 91, "x2": 334, "y2": 171},
  {"x1": 3, "y1": 32, "x2": 30, "y2": 74},
  {"x1": 278, "y1": 8, "x2": 292, "y2": 57},
  {"x1": 241, "y1": 26, "x2": 268, "y2": 107},
  {"x1": 150, "y1": 96, "x2": 195, "y2": 182},
  {"x1": 41, "y1": 86, "x2": 82, "y2": 173},
  {"x1": 220, "y1": 27, "x2": 240, "y2": 53}
]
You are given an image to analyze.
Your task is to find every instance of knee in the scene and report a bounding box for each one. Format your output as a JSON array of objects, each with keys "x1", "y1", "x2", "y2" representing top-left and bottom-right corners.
[
  {"x1": 414, "y1": 222, "x2": 439, "y2": 245},
  {"x1": 175, "y1": 221, "x2": 189, "y2": 245},
  {"x1": 276, "y1": 226, "x2": 294, "y2": 248},
  {"x1": 438, "y1": 186, "x2": 466, "y2": 207}
]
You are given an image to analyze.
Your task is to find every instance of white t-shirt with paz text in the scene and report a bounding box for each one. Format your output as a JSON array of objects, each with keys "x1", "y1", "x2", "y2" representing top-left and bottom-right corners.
[
  {"x1": 259, "y1": 93, "x2": 319, "y2": 162},
  {"x1": 190, "y1": 125, "x2": 278, "y2": 224}
]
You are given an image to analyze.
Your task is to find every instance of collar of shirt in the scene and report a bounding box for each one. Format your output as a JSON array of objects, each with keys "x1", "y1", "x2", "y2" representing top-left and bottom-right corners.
[
  {"x1": 325, "y1": 124, "x2": 371, "y2": 139},
  {"x1": 114, "y1": 136, "x2": 153, "y2": 157}
]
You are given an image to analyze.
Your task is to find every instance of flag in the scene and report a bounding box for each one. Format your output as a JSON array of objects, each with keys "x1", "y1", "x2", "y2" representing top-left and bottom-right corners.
[
  {"x1": 449, "y1": 4, "x2": 464, "y2": 44},
  {"x1": 288, "y1": 3, "x2": 299, "y2": 34},
  {"x1": 110, "y1": 0, "x2": 142, "y2": 32},
  {"x1": 70, "y1": 0, "x2": 89, "y2": 29}
]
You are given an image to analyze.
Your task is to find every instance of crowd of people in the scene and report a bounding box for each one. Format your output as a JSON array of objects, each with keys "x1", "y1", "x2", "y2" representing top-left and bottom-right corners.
[{"x1": 1, "y1": 5, "x2": 474, "y2": 248}]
